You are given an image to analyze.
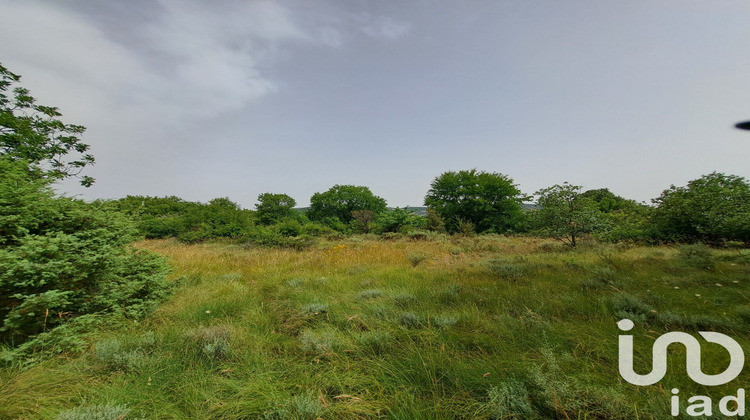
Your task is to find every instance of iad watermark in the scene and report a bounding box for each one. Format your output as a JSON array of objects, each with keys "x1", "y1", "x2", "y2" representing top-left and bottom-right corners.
[{"x1": 617, "y1": 318, "x2": 745, "y2": 417}]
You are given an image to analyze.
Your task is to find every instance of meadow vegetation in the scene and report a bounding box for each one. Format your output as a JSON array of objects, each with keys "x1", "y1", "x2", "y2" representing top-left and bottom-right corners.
[
  {"x1": 1, "y1": 235, "x2": 749, "y2": 418},
  {"x1": 3, "y1": 62, "x2": 750, "y2": 419}
]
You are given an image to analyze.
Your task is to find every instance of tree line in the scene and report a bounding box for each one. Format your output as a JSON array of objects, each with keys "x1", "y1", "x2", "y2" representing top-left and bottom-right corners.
[{"x1": 106, "y1": 167, "x2": 750, "y2": 248}]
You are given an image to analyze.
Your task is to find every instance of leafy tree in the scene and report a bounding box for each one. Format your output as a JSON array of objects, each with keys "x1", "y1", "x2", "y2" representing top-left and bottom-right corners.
[
  {"x1": 0, "y1": 63, "x2": 94, "y2": 186},
  {"x1": 351, "y1": 210, "x2": 375, "y2": 233},
  {"x1": 578, "y1": 188, "x2": 650, "y2": 243},
  {"x1": 424, "y1": 169, "x2": 526, "y2": 233},
  {"x1": 533, "y1": 183, "x2": 605, "y2": 247},
  {"x1": 180, "y1": 197, "x2": 253, "y2": 240},
  {"x1": 376, "y1": 207, "x2": 426, "y2": 233},
  {"x1": 651, "y1": 172, "x2": 750, "y2": 244},
  {"x1": 579, "y1": 188, "x2": 631, "y2": 213},
  {"x1": 308, "y1": 185, "x2": 387, "y2": 224},
  {"x1": 255, "y1": 193, "x2": 297, "y2": 225}
]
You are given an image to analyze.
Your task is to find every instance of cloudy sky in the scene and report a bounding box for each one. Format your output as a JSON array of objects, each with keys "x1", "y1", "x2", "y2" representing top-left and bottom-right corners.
[{"x1": 2, "y1": 0, "x2": 750, "y2": 208}]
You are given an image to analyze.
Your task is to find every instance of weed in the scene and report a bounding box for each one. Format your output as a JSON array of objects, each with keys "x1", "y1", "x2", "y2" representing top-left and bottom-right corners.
[
  {"x1": 356, "y1": 331, "x2": 393, "y2": 355},
  {"x1": 483, "y1": 380, "x2": 536, "y2": 419},
  {"x1": 286, "y1": 278, "x2": 305, "y2": 287},
  {"x1": 298, "y1": 328, "x2": 342, "y2": 355},
  {"x1": 56, "y1": 404, "x2": 138, "y2": 420},
  {"x1": 264, "y1": 393, "x2": 324, "y2": 420},
  {"x1": 94, "y1": 338, "x2": 146, "y2": 372},
  {"x1": 393, "y1": 293, "x2": 416, "y2": 308},
  {"x1": 432, "y1": 314, "x2": 459, "y2": 328},
  {"x1": 186, "y1": 325, "x2": 231, "y2": 361},
  {"x1": 406, "y1": 253, "x2": 428, "y2": 267},
  {"x1": 300, "y1": 302, "x2": 329, "y2": 315},
  {"x1": 610, "y1": 293, "x2": 653, "y2": 322},
  {"x1": 357, "y1": 289, "x2": 384, "y2": 300},
  {"x1": 678, "y1": 244, "x2": 715, "y2": 270},
  {"x1": 398, "y1": 312, "x2": 422, "y2": 328}
]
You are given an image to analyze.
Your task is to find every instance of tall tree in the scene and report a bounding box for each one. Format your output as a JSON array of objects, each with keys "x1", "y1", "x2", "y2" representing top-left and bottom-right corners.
[
  {"x1": 652, "y1": 172, "x2": 750, "y2": 244},
  {"x1": 0, "y1": 63, "x2": 94, "y2": 186},
  {"x1": 308, "y1": 185, "x2": 387, "y2": 224},
  {"x1": 533, "y1": 183, "x2": 604, "y2": 247},
  {"x1": 255, "y1": 193, "x2": 297, "y2": 225},
  {"x1": 424, "y1": 169, "x2": 526, "y2": 233}
]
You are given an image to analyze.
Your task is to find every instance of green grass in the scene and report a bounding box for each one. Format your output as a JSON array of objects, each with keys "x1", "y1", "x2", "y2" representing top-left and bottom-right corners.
[{"x1": 2, "y1": 236, "x2": 750, "y2": 418}]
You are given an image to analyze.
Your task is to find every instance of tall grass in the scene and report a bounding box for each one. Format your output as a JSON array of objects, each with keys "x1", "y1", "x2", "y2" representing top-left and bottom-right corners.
[{"x1": 1, "y1": 236, "x2": 749, "y2": 418}]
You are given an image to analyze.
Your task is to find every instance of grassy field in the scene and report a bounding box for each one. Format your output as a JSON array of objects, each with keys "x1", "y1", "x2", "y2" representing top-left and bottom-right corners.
[{"x1": 2, "y1": 235, "x2": 750, "y2": 419}]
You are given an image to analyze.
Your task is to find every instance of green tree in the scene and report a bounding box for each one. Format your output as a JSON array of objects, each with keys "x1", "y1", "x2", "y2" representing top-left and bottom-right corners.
[
  {"x1": 0, "y1": 63, "x2": 94, "y2": 186},
  {"x1": 376, "y1": 207, "x2": 426, "y2": 233},
  {"x1": 308, "y1": 185, "x2": 387, "y2": 224},
  {"x1": 424, "y1": 169, "x2": 526, "y2": 233},
  {"x1": 0, "y1": 158, "x2": 170, "y2": 343},
  {"x1": 652, "y1": 172, "x2": 750, "y2": 244},
  {"x1": 255, "y1": 193, "x2": 297, "y2": 225},
  {"x1": 533, "y1": 183, "x2": 605, "y2": 247}
]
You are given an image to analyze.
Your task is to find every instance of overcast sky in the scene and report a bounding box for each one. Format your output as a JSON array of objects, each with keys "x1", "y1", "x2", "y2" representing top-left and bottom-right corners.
[{"x1": 2, "y1": 0, "x2": 750, "y2": 208}]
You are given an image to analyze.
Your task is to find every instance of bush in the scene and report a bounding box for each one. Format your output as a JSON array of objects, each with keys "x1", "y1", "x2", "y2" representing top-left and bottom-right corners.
[
  {"x1": 0, "y1": 159, "x2": 171, "y2": 344},
  {"x1": 406, "y1": 253, "x2": 427, "y2": 267},
  {"x1": 610, "y1": 294, "x2": 653, "y2": 322},
  {"x1": 186, "y1": 326, "x2": 231, "y2": 361},
  {"x1": 484, "y1": 380, "x2": 536, "y2": 419}
]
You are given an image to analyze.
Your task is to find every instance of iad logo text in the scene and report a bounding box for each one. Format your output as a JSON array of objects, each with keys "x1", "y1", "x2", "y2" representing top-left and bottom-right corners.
[{"x1": 617, "y1": 319, "x2": 745, "y2": 417}]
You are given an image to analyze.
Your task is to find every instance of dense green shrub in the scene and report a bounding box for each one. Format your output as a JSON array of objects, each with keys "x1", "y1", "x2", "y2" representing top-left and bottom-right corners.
[
  {"x1": 0, "y1": 158, "x2": 171, "y2": 344},
  {"x1": 651, "y1": 172, "x2": 750, "y2": 244},
  {"x1": 375, "y1": 207, "x2": 426, "y2": 233}
]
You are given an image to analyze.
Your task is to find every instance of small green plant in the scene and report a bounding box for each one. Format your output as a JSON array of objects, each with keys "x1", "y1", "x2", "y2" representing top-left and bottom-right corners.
[
  {"x1": 56, "y1": 404, "x2": 138, "y2": 420},
  {"x1": 94, "y1": 338, "x2": 146, "y2": 372},
  {"x1": 406, "y1": 253, "x2": 427, "y2": 267},
  {"x1": 678, "y1": 244, "x2": 715, "y2": 270},
  {"x1": 298, "y1": 328, "x2": 342, "y2": 355},
  {"x1": 398, "y1": 312, "x2": 422, "y2": 328},
  {"x1": 393, "y1": 293, "x2": 416, "y2": 308},
  {"x1": 483, "y1": 380, "x2": 536, "y2": 419},
  {"x1": 432, "y1": 314, "x2": 459, "y2": 328},
  {"x1": 301, "y1": 302, "x2": 329, "y2": 315},
  {"x1": 357, "y1": 289, "x2": 383, "y2": 300},
  {"x1": 286, "y1": 278, "x2": 304, "y2": 287},
  {"x1": 356, "y1": 331, "x2": 393, "y2": 355},
  {"x1": 186, "y1": 325, "x2": 231, "y2": 361},
  {"x1": 264, "y1": 393, "x2": 324, "y2": 420},
  {"x1": 610, "y1": 293, "x2": 653, "y2": 322}
]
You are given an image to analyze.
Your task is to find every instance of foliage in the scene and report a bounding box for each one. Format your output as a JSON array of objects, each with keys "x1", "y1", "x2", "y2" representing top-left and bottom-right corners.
[
  {"x1": 351, "y1": 209, "x2": 375, "y2": 233},
  {"x1": 255, "y1": 193, "x2": 297, "y2": 225},
  {"x1": 425, "y1": 208, "x2": 446, "y2": 232},
  {"x1": 532, "y1": 183, "x2": 606, "y2": 247},
  {"x1": 651, "y1": 172, "x2": 750, "y2": 244},
  {"x1": 375, "y1": 207, "x2": 425, "y2": 233},
  {"x1": 0, "y1": 63, "x2": 94, "y2": 186},
  {"x1": 0, "y1": 158, "x2": 171, "y2": 343},
  {"x1": 424, "y1": 169, "x2": 526, "y2": 233},
  {"x1": 56, "y1": 404, "x2": 138, "y2": 420},
  {"x1": 308, "y1": 185, "x2": 387, "y2": 224}
]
